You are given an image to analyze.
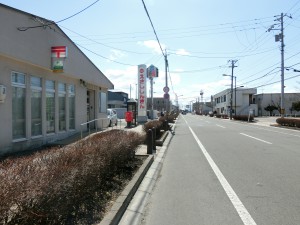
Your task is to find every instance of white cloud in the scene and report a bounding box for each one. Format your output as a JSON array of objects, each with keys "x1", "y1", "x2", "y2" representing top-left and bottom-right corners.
[
  {"x1": 108, "y1": 49, "x2": 126, "y2": 61},
  {"x1": 138, "y1": 40, "x2": 166, "y2": 54},
  {"x1": 175, "y1": 49, "x2": 191, "y2": 56},
  {"x1": 105, "y1": 66, "x2": 137, "y2": 92}
]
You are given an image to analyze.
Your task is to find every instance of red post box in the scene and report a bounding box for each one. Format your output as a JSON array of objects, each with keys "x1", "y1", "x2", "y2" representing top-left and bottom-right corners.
[
  {"x1": 125, "y1": 111, "x2": 133, "y2": 128},
  {"x1": 125, "y1": 111, "x2": 133, "y2": 122}
]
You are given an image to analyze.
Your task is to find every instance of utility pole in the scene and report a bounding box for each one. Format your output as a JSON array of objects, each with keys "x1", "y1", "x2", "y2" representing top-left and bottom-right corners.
[
  {"x1": 279, "y1": 13, "x2": 285, "y2": 117},
  {"x1": 229, "y1": 60, "x2": 238, "y2": 120},
  {"x1": 268, "y1": 13, "x2": 292, "y2": 117},
  {"x1": 164, "y1": 49, "x2": 169, "y2": 112}
]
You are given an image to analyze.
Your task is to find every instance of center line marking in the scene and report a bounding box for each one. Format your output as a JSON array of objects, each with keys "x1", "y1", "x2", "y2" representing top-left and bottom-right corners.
[
  {"x1": 240, "y1": 133, "x2": 272, "y2": 144},
  {"x1": 216, "y1": 124, "x2": 226, "y2": 128},
  {"x1": 183, "y1": 118, "x2": 257, "y2": 225}
]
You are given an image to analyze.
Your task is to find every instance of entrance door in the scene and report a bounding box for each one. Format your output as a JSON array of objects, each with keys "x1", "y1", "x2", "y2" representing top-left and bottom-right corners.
[{"x1": 87, "y1": 90, "x2": 95, "y2": 129}]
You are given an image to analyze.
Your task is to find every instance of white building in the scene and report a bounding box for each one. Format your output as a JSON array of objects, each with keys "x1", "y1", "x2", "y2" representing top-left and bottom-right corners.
[
  {"x1": 213, "y1": 88, "x2": 258, "y2": 116},
  {"x1": 254, "y1": 93, "x2": 300, "y2": 116},
  {"x1": 0, "y1": 4, "x2": 114, "y2": 155}
]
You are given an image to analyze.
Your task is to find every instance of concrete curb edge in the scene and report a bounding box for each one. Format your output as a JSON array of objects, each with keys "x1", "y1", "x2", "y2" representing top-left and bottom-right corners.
[{"x1": 98, "y1": 154, "x2": 154, "y2": 225}]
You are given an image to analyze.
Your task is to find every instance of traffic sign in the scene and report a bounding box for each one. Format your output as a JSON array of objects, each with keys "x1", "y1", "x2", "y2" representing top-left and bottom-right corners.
[
  {"x1": 163, "y1": 86, "x2": 169, "y2": 93},
  {"x1": 164, "y1": 93, "x2": 170, "y2": 99}
]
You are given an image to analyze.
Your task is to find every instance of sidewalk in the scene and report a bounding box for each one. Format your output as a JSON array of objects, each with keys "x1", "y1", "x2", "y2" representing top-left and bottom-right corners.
[{"x1": 253, "y1": 116, "x2": 278, "y2": 127}]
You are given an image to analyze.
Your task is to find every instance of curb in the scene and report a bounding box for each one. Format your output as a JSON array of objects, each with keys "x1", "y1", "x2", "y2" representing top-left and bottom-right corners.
[
  {"x1": 155, "y1": 131, "x2": 169, "y2": 146},
  {"x1": 98, "y1": 155, "x2": 154, "y2": 225}
]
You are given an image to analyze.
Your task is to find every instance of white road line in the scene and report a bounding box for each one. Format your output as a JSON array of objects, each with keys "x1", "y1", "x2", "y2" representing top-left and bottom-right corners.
[
  {"x1": 243, "y1": 124, "x2": 300, "y2": 138},
  {"x1": 183, "y1": 119, "x2": 257, "y2": 225},
  {"x1": 216, "y1": 124, "x2": 226, "y2": 128},
  {"x1": 240, "y1": 133, "x2": 272, "y2": 145}
]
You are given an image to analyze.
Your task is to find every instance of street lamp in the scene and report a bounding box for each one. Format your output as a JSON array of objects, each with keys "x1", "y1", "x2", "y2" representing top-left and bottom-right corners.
[{"x1": 223, "y1": 74, "x2": 233, "y2": 119}]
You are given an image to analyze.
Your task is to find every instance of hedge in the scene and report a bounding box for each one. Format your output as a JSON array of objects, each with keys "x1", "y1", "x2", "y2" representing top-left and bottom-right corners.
[
  {"x1": 0, "y1": 129, "x2": 145, "y2": 225},
  {"x1": 276, "y1": 118, "x2": 300, "y2": 128},
  {"x1": 233, "y1": 115, "x2": 254, "y2": 122}
]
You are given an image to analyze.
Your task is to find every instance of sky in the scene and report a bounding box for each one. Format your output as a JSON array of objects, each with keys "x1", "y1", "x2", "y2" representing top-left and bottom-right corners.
[{"x1": 1, "y1": 0, "x2": 300, "y2": 108}]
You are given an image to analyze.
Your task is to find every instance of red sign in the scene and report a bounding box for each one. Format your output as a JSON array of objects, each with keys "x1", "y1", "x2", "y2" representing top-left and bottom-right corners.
[{"x1": 51, "y1": 46, "x2": 67, "y2": 58}]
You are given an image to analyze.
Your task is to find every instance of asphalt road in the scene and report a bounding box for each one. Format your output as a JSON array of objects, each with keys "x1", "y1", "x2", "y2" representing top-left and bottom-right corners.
[{"x1": 140, "y1": 114, "x2": 300, "y2": 225}]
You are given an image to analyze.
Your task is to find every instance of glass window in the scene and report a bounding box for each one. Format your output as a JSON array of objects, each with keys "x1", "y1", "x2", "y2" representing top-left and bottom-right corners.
[
  {"x1": 58, "y1": 82, "x2": 66, "y2": 92},
  {"x1": 11, "y1": 72, "x2": 26, "y2": 139},
  {"x1": 99, "y1": 92, "x2": 107, "y2": 113},
  {"x1": 46, "y1": 80, "x2": 55, "y2": 90},
  {"x1": 46, "y1": 80, "x2": 55, "y2": 133},
  {"x1": 31, "y1": 76, "x2": 42, "y2": 136},
  {"x1": 69, "y1": 84, "x2": 75, "y2": 130},
  {"x1": 46, "y1": 92, "x2": 55, "y2": 133},
  {"x1": 11, "y1": 72, "x2": 25, "y2": 85},
  {"x1": 59, "y1": 83, "x2": 66, "y2": 131},
  {"x1": 31, "y1": 76, "x2": 42, "y2": 88}
]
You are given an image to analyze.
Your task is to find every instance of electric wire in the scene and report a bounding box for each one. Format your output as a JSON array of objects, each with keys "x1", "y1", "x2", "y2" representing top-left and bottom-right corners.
[{"x1": 18, "y1": 0, "x2": 101, "y2": 31}]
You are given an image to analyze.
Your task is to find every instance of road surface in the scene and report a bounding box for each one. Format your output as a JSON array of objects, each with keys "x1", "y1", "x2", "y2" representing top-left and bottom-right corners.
[{"x1": 140, "y1": 114, "x2": 300, "y2": 225}]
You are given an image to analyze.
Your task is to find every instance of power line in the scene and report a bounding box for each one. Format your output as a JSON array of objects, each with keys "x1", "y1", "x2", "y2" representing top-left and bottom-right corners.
[
  {"x1": 18, "y1": 0, "x2": 101, "y2": 31},
  {"x1": 61, "y1": 25, "x2": 151, "y2": 55}
]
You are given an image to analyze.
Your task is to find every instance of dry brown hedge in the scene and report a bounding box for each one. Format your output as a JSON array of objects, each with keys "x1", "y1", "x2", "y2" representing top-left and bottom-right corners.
[
  {"x1": 0, "y1": 129, "x2": 145, "y2": 225},
  {"x1": 276, "y1": 118, "x2": 300, "y2": 128},
  {"x1": 233, "y1": 115, "x2": 254, "y2": 122}
]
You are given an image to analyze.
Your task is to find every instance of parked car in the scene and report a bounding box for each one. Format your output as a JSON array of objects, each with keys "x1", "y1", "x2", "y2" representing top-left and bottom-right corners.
[{"x1": 107, "y1": 109, "x2": 118, "y2": 127}]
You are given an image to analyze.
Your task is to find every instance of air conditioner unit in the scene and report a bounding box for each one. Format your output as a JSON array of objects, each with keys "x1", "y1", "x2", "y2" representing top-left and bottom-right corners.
[{"x1": 0, "y1": 85, "x2": 7, "y2": 103}]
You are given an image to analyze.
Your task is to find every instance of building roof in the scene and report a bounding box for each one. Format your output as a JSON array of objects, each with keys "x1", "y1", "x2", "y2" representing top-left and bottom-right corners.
[{"x1": 0, "y1": 3, "x2": 114, "y2": 89}]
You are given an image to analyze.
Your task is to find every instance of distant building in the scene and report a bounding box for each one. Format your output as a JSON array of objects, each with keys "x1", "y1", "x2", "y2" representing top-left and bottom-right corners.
[
  {"x1": 214, "y1": 88, "x2": 258, "y2": 116},
  {"x1": 193, "y1": 101, "x2": 213, "y2": 114},
  {"x1": 0, "y1": 4, "x2": 113, "y2": 155},
  {"x1": 147, "y1": 97, "x2": 169, "y2": 112},
  {"x1": 108, "y1": 91, "x2": 128, "y2": 108},
  {"x1": 254, "y1": 93, "x2": 300, "y2": 116}
]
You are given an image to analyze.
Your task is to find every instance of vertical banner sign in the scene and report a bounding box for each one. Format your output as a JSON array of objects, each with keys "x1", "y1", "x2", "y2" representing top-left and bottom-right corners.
[
  {"x1": 138, "y1": 64, "x2": 147, "y2": 117},
  {"x1": 51, "y1": 46, "x2": 67, "y2": 73}
]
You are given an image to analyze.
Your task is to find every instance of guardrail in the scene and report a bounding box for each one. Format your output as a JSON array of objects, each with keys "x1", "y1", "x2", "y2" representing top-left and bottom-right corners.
[{"x1": 80, "y1": 118, "x2": 123, "y2": 139}]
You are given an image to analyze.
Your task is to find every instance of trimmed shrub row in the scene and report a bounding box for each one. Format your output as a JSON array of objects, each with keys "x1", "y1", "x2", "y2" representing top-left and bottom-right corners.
[
  {"x1": 0, "y1": 130, "x2": 145, "y2": 225},
  {"x1": 215, "y1": 114, "x2": 229, "y2": 119},
  {"x1": 276, "y1": 118, "x2": 300, "y2": 128},
  {"x1": 233, "y1": 115, "x2": 254, "y2": 122},
  {"x1": 143, "y1": 120, "x2": 163, "y2": 138}
]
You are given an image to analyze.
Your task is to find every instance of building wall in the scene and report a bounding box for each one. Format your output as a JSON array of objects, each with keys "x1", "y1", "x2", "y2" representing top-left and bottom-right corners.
[
  {"x1": 147, "y1": 97, "x2": 167, "y2": 112},
  {"x1": 214, "y1": 88, "x2": 258, "y2": 116},
  {"x1": 0, "y1": 4, "x2": 113, "y2": 155},
  {"x1": 255, "y1": 93, "x2": 300, "y2": 116}
]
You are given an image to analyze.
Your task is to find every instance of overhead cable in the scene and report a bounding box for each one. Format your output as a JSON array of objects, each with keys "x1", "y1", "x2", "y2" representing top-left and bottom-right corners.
[{"x1": 18, "y1": 0, "x2": 101, "y2": 31}]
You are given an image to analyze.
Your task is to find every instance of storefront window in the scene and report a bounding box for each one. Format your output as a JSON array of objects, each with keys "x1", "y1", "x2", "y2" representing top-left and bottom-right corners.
[
  {"x1": 58, "y1": 83, "x2": 66, "y2": 131},
  {"x1": 31, "y1": 76, "x2": 42, "y2": 136},
  {"x1": 46, "y1": 80, "x2": 55, "y2": 133},
  {"x1": 69, "y1": 84, "x2": 75, "y2": 129},
  {"x1": 11, "y1": 72, "x2": 26, "y2": 139}
]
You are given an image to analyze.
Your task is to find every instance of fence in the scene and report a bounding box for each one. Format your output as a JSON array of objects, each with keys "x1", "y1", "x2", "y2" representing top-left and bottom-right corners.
[{"x1": 80, "y1": 118, "x2": 123, "y2": 139}]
